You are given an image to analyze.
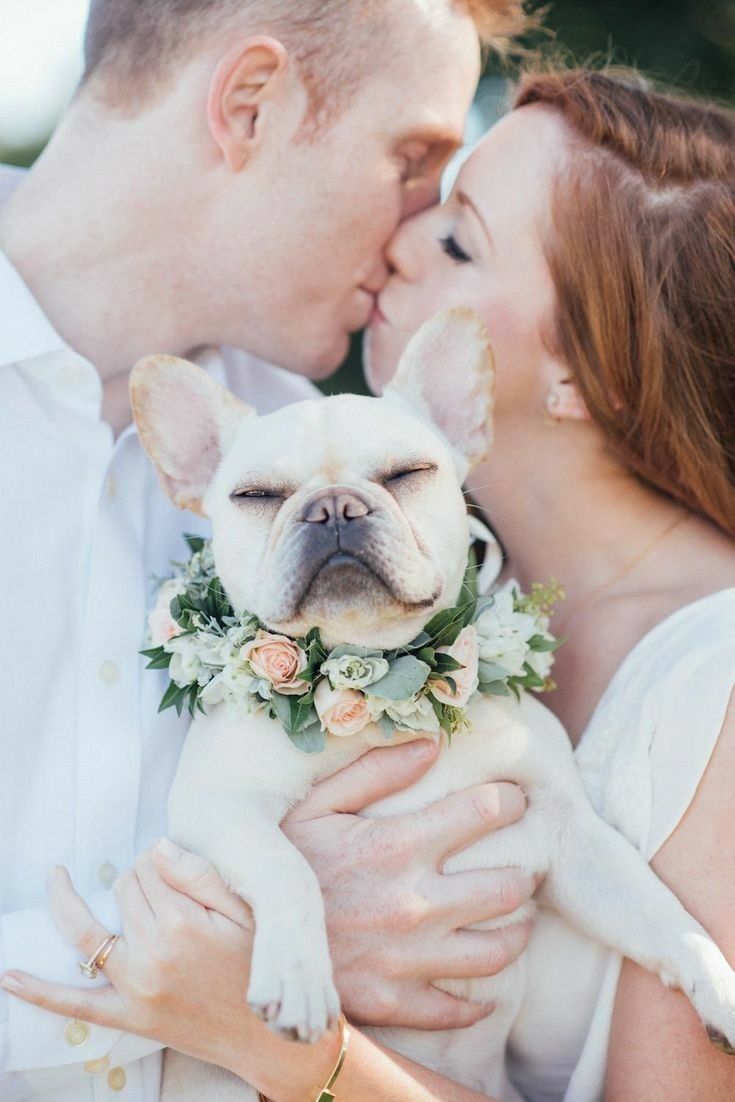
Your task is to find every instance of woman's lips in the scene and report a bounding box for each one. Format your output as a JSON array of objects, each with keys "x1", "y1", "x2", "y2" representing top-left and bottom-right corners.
[{"x1": 370, "y1": 299, "x2": 388, "y2": 326}]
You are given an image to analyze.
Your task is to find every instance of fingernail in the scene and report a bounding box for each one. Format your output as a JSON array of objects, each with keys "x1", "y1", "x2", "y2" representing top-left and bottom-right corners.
[
  {"x1": 408, "y1": 739, "x2": 435, "y2": 759},
  {"x1": 1, "y1": 975, "x2": 23, "y2": 993},
  {"x1": 156, "y1": 837, "x2": 182, "y2": 861}
]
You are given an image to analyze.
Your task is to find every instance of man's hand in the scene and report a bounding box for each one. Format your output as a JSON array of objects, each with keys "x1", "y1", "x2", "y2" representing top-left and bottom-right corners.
[{"x1": 284, "y1": 739, "x2": 535, "y2": 1031}]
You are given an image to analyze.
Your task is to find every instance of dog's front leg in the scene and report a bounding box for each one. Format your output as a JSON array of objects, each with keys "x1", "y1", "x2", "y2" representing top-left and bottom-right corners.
[
  {"x1": 172, "y1": 790, "x2": 340, "y2": 1043},
  {"x1": 545, "y1": 803, "x2": 735, "y2": 1050}
]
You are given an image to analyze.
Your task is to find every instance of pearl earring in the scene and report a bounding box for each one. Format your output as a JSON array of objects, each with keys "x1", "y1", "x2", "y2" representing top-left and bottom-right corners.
[{"x1": 542, "y1": 390, "x2": 562, "y2": 426}]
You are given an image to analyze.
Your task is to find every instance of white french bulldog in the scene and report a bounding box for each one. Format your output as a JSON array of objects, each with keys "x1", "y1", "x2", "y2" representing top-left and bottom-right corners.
[{"x1": 131, "y1": 310, "x2": 735, "y2": 1102}]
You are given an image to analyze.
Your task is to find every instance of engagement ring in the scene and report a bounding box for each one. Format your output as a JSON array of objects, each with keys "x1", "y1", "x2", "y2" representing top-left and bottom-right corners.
[{"x1": 78, "y1": 934, "x2": 118, "y2": 980}]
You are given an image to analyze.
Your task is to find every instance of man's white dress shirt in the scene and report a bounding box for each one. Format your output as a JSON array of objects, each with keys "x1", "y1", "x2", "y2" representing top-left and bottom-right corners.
[{"x1": 0, "y1": 166, "x2": 318, "y2": 1100}]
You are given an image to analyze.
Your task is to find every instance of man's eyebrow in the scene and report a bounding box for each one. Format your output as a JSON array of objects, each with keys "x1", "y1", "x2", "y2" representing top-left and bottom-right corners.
[{"x1": 457, "y1": 189, "x2": 494, "y2": 246}]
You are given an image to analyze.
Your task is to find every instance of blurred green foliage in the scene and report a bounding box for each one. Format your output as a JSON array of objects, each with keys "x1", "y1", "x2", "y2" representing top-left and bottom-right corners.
[{"x1": 517, "y1": 0, "x2": 735, "y2": 101}]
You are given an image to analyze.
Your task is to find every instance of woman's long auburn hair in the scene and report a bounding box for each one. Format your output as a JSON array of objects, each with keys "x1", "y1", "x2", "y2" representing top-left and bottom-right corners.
[{"x1": 513, "y1": 69, "x2": 735, "y2": 537}]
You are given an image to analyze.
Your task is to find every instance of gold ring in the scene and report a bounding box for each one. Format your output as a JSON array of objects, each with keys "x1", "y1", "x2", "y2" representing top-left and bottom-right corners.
[{"x1": 78, "y1": 934, "x2": 118, "y2": 980}]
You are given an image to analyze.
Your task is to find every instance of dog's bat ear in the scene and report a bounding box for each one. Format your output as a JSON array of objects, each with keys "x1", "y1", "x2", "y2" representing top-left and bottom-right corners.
[
  {"x1": 130, "y1": 355, "x2": 255, "y2": 516},
  {"x1": 383, "y1": 308, "x2": 494, "y2": 473}
]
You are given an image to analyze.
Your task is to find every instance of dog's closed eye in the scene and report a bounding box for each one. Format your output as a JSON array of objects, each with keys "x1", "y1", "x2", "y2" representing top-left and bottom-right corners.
[
  {"x1": 230, "y1": 487, "x2": 286, "y2": 505},
  {"x1": 382, "y1": 463, "x2": 438, "y2": 487}
]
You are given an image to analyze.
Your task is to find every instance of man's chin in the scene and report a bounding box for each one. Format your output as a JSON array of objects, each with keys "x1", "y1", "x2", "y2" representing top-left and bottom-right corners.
[
  {"x1": 289, "y1": 332, "x2": 352, "y2": 383},
  {"x1": 363, "y1": 325, "x2": 399, "y2": 396}
]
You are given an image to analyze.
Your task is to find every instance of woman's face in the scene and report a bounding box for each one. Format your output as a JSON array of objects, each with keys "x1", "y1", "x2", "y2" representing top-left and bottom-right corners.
[{"x1": 365, "y1": 105, "x2": 570, "y2": 427}]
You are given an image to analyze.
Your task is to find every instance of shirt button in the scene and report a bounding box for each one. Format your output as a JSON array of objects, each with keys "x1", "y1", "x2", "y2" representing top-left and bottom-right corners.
[
  {"x1": 65, "y1": 1020, "x2": 90, "y2": 1047},
  {"x1": 84, "y1": 1056, "x2": 110, "y2": 1075},
  {"x1": 97, "y1": 862, "x2": 117, "y2": 888},
  {"x1": 60, "y1": 363, "x2": 86, "y2": 386},
  {"x1": 108, "y1": 1067, "x2": 127, "y2": 1091},
  {"x1": 98, "y1": 661, "x2": 120, "y2": 685}
]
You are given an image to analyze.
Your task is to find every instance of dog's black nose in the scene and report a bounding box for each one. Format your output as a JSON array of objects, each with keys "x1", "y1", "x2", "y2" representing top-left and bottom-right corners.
[{"x1": 302, "y1": 491, "x2": 371, "y2": 528}]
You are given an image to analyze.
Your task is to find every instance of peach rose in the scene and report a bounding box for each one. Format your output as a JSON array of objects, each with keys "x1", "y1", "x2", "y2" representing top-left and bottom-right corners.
[
  {"x1": 314, "y1": 681, "x2": 373, "y2": 738},
  {"x1": 430, "y1": 625, "x2": 480, "y2": 707},
  {"x1": 147, "y1": 578, "x2": 186, "y2": 646},
  {"x1": 241, "y1": 630, "x2": 309, "y2": 696}
]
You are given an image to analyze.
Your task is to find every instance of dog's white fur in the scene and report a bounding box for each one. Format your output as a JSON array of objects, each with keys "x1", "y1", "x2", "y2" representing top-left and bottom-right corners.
[{"x1": 131, "y1": 310, "x2": 735, "y2": 1102}]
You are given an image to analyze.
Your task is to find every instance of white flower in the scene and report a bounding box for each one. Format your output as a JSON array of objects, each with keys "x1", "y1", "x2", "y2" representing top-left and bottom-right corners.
[
  {"x1": 526, "y1": 639, "x2": 555, "y2": 681},
  {"x1": 367, "y1": 692, "x2": 440, "y2": 734},
  {"x1": 147, "y1": 578, "x2": 187, "y2": 646},
  {"x1": 165, "y1": 630, "x2": 225, "y2": 688},
  {"x1": 321, "y1": 654, "x2": 390, "y2": 691},
  {"x1": 474, "y1": 591, "x2": 538, "y2": 678},
  {"x1": 201, "y1": 663, "x2": 261, "y2": 711}
]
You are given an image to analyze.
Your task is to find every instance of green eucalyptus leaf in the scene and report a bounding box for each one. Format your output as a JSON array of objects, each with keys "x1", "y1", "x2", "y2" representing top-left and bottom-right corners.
[
  {"x1": 528, "y1": 634, "x2": 560, "y2": 653},
  {"x1": 377, "y1": 714, "x2": 396, "y2": 740},
  {"x1": 271, "y1": 691, "x2": 317, "y2": 735},
  {"x1": 369, "y1": 656, "x2": 430, "y2": 700},
  {"x1": 480, "y1": 680, "x2": 511, "y2": 697},
  {"x1": 288, "y1": 722, "x2": 327, "y2": 754}
]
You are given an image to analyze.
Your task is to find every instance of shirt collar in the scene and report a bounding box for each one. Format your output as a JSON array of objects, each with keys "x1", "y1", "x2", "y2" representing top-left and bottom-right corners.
[{"x1": 0, "y1": 248, "x2": 70, "y2": 368}]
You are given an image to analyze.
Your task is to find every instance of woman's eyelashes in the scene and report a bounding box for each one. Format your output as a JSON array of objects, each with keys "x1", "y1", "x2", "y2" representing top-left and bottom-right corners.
[{"x1": 440, "y1": 234, "x2": 472, "y2": 264}]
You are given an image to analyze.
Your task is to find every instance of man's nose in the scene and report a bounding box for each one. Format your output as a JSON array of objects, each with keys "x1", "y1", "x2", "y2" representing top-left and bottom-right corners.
[
  {"x1": 302, "y1": 491, "x2": 371, "y2": 528},
  {"x1": 385, "y1": 209, "x2": 430, "y2": 282}
]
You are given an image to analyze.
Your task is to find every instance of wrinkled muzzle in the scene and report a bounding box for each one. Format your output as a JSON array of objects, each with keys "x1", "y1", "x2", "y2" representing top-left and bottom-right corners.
[{"x1": 262, "y1": 485, "x2": 443, "y2": 625}]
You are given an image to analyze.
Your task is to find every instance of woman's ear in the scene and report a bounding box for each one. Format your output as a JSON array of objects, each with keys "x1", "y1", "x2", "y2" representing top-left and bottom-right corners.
[
  {"x1": 545, "y1": 376, "x2": 591, "y2": 423},
  {"x1": 207, "y1": 37, "x2": 291, "y2": 172}
]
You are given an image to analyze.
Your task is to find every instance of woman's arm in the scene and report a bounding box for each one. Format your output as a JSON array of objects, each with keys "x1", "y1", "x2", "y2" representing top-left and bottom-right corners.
[
  {"x1": 264, "y1": 1029, "x2": 499, "y2": 1102},
  {"x1": 606, "y1": 691, "x2": 735, "y2": 1100}
]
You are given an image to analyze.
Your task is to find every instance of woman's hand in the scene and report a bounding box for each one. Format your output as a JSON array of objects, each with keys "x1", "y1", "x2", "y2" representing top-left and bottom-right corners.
[
  {"x1": 284, "y1": 740, "x2": 535, "y2": 1030},
  {"x1": 0, "y1": 846, "x2": 340, "y2": 1096}
]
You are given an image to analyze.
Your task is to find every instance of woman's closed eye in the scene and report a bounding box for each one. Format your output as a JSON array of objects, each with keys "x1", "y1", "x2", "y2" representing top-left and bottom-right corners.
[{"x1": 440, "y1": 234, "x2": 472, "y2": 264}]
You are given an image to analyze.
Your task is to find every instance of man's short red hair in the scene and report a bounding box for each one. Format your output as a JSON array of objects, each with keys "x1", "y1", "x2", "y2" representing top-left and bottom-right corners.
[{"x1": 82, "y1": 0, "x2": 534, "y2": 110}]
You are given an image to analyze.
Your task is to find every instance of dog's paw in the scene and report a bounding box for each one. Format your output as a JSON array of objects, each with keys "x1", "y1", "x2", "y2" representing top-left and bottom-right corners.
[
  {"x1": 677, "y1": 938, "x2": 735, "y2": 1053},
  {"x1": 247, "y1": 925, "x2": 340, "y2": 1043}
]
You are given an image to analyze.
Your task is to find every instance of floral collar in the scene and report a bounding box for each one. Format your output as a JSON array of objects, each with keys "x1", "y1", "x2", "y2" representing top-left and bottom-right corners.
[{"x1": 143, "y1": 536, "x2": 563, "y2": 754}]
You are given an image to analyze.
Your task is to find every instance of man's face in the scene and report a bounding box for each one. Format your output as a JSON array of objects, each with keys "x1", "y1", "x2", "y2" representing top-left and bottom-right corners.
[{"x1": 209, "y1": 3, "x2": 480, "y2": 376}]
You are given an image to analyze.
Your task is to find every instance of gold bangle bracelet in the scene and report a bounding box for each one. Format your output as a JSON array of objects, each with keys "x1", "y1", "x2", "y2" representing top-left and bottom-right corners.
[{"x1": 258, "y1": 1015, "x2": 351, "y2": 1102}]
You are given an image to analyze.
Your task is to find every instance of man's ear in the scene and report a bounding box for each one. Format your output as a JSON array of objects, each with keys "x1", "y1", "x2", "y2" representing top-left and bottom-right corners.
[
  {"x1": 207, "y1": 37, "x2": 291, "y2": 171},
  {"x1": 130, "y1": 355, "x2": 255, "y2": 516},
  {"x1": 384, "y1": 308, "x2": 495, "y2": 473}
]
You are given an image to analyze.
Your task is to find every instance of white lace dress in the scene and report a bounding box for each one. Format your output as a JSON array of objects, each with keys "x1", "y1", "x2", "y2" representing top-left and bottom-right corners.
[{"x1": 506, "y1": 589, "x2": 735, "y2": 1102}]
